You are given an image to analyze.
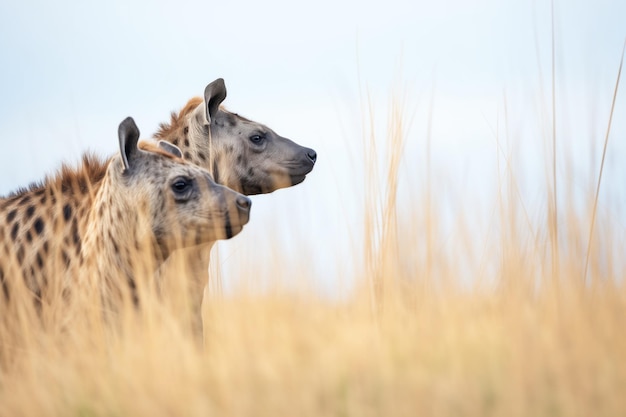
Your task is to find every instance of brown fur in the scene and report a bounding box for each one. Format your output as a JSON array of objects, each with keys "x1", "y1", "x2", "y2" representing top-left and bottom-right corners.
[
  {"x1": 155, "y1": 97, "x2": 203, "y2": 139},
  {"x1": 3, "y1": 154, "x2": 109, "y2": 202}
]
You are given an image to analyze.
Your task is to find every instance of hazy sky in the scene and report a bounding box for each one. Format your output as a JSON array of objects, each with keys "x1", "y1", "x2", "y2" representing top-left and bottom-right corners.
[{"x1": 1, "y1": 0, "x2": 624, "y2": 290}]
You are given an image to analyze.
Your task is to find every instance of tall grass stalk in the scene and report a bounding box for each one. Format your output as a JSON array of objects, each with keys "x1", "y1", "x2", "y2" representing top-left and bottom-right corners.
[{"x1": 583, "y1": 39, "x2": 626, "y2": 284}]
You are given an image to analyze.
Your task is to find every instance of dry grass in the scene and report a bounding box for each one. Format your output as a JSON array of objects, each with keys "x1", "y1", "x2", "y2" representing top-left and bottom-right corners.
[{"x1": 1, "y1": 75, "x2": 626, "y2": 416}]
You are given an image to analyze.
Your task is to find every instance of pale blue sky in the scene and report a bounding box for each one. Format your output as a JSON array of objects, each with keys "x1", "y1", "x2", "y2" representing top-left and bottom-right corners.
[{"x1": 1, "y1": 0, "x2": 624, "y2": 290}]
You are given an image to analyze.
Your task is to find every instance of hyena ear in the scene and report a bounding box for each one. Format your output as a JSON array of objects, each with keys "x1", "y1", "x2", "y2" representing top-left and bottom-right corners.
[
  {"x1": 118, "y1": 117, "x2": 141, "y2": 172},
  {"x1": 157, "y1": 140, "x2": 183, "y2": 158},
  {"x1": 203, "y1": 78, "x2": 227, "y2": 125}
]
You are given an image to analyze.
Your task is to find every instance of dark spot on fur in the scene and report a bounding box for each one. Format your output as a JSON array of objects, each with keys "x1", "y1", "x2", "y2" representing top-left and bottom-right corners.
[
  {"x1": 212, "y1": 165, "x2": 220, "y2": 183},
  {"x1": 16, "y1": 246, "x2": 24, "y2": 263},
  {"x1": 61, "y1": 250, "x2": 70, "y2": 267},
  {"x1": 112, "y1": 240, "x2": 119, "y2": 254},
  {"x1": 127, "y1": 275, "x2": 139, "y2": 306},
  {"x1": 26, "y1": 230, "x2": 32, "y2": 242},
  {"x1": 11, "y1": 223, "x2": 19, "y2": 241},
  {"x1": 33, "y1": 218, "x2": 44, "y2": 235},
  {"x1": 18, "y1": 195, "x2": 31, "y2": 206},
  {"x1": 172, "y1": 139, "x2": 179, "y2": 146},
  {"x1": 241, "y1": 178, "x2": 262, "y2": 195},
  {"x1": 126, "y1": 277, "x2": 137, "y2": 290},
  {"x1": 227, "y1": 145, "x2": 234, "y2": 154},
  {"x1": 198, "y1": 152, "x2": 206, "y2": 161},
  {"x1": 40, "y1": 195, "x2": 47, "y2": 205},
  {"x1": 43, "y1": 241, "x2": 49, "y2": 254},
  {"x1": 63, "y1": 204, "x2": 72, "y2": 222},
  {"x1": 25, "y1": 205, "x2": 35, "y2": 220},
  {"x1": 1, "y1": 267, "x2": 8, "y2": 301},
  {"x1": 183, "y1": 126, "x2": 189, "y2": 135},
  {"x1": 237, "y1": 154, "x2": 243, "y2": 164},
  {"x1": 184, "y1": 152, "x2": 191, "y2": 160},
  {"x1": 71, "y1": 219, "x2": 80, "y2": 246},
  {"x1": 184, "y1": 138, "x2": 190, "y2": 147},
  {"x1": 36, "y1": 252, "x2": 44, "y2": 269},
  {"x1": 7, "y1": 209, "x2": 17, "y2": 223}
]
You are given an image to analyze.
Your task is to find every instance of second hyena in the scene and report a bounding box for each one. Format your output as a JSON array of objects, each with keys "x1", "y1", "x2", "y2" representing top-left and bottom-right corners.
[{"x1": 155, "y1": 79, "x2": 316, "y2": 326}]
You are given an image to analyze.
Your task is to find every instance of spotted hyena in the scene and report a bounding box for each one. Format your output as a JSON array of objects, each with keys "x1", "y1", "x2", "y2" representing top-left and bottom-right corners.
[
  {"x1": 155, "y1": 79, "x2": 317, "y2": 316},
  {"x1": 0, "y1": 117, "x2": 250, "y2": 320}
]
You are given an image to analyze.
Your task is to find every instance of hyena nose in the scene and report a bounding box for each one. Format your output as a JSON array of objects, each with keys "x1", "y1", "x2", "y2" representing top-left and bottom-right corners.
[
  {"x1": 235, "y1": 196, "x2": 252, "y2": 224},
  {"x1": 306, "y1": 149, "x2": 317, "y2": 164},
  {"x1": 236, "y1": 196, "x2": 252, "y2": 211}
]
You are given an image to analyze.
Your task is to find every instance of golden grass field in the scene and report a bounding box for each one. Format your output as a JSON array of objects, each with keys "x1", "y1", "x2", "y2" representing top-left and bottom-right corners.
[{"x1": 1, "y1": 65, "x2": 626, "y2": 415}]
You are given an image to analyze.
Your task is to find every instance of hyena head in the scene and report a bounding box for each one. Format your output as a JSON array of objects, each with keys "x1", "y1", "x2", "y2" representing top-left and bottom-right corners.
[
  {"x1": 114, "y1": 117, "x2": 251, "y2": 255},
  {"x1": 157, "y1": 79, "x2": 317, "y2": 195}
]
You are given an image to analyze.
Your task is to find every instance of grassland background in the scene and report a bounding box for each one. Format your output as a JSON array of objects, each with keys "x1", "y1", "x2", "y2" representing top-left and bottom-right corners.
[{"x1": 2, "y1": 58, "x2": 626, "y2": 414}]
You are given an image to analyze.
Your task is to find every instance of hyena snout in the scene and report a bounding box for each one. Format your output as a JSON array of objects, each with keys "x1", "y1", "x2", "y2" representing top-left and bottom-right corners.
[
  {"x1": 305, "y1": 148, "x2": 317, "y2": 164},
  {"x1": 219, "y1": 184, "x2": 252, "y2": 231},
  {"x1": 234, "y1": 195, "x2": 252, "y2": 223},
  {"x1": 286, "y1": 145, "x2": 317, "y2": 187}
]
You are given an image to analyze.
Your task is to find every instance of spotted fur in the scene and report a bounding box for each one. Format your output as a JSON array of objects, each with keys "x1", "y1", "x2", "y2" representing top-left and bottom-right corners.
[{"x1": 0, "y1": 117, "x2": 251, "y2": 315}]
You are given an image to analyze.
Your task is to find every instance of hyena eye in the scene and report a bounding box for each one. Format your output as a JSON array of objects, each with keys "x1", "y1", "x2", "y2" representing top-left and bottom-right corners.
[
  {"x1": 249, "y1": 134, "x2": 265, "y2": 144},
  {"x1": 171, "y1": 177, "x2": 192, "y2": 194}
]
